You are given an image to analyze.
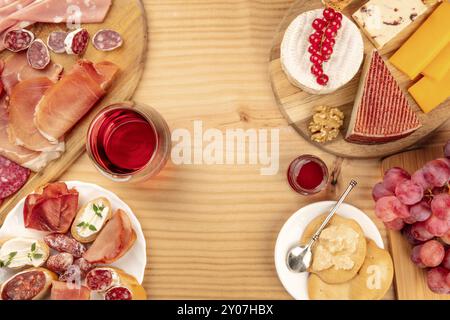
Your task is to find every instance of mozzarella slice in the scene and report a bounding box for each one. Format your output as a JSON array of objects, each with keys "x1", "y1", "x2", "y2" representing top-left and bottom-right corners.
[{"x1": 281, "y1": 9, "x2": 364, "y2": 95}]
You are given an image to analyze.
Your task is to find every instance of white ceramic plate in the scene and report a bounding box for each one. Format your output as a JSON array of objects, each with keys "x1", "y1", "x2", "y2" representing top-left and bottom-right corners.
[
  {"x1": 274, "y1": 201, "x2": 384, "y2": 300},
  {"x1": 0, "y1": 181, "x2": 147, "y2": 286}
]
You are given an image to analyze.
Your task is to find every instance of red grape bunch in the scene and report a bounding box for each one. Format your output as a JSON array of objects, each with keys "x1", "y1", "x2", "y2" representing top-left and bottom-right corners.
[{"x1": 372, "y1": 141, "x2": 450, "y2": 294}]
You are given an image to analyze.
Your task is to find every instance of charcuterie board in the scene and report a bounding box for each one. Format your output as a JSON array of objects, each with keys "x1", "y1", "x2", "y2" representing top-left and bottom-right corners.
[
  {"x1": 0, "y1": 0, "x2": 147, "y2": 223},
  {"x1": 269, "y1": 0, "x2": 450, "y2": 159},
  {"x1": 382, "y1": 146, "x2": 450, "y2": 300}
]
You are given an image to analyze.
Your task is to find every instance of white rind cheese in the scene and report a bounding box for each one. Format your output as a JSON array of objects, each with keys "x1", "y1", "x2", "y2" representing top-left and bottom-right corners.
[
  {"x1": 0, "y1": 238, "x2": 48, "y2": 269},
  {"x1": 281, "y1": 9, "x2": 364, "y2": 95}
]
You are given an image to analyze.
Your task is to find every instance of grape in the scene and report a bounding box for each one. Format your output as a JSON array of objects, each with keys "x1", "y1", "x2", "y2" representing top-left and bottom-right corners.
[
  {"x1": 422, "y1": 159, "x2": 450, "y2": 188},
  {"x1": 411, "y1": 221, "x2": 434, "y2": 241},
  {"x1": 424, "y1": 214, "x2": 449, "y2": 237},
  {"x1": 375, "y1": 196, "x2": 410, "y2": 222},
  {"x1": 420, "y1": 240, "x2": 445, "y2": 267},
  {"x1": 445, "y1": 140, "x2": 450, "y2": 159},
  {"x1": 412, "y1": 169, "x2": 430, "y2": 191},
  {"x1": 406, "y1": 201, "x2": 432, "y2": 224},
  {"x1": 395, "y1": 180, "x2": 423, "y2": 205},
  {"x1": 441, "y1": 229, "x2": 450, "y2": 245},
  {"x1": 384, "y1": 218, "x2": 404, "y2": 231},
  {"x1": 372, "y1": 182, "x2": 393, "y2": 201},
  {"x1": 383, "y1": 167, "x2": 410, "y2": 192},
  {"x1": 411, "y1": 245, "x2": 426, "y2": 268},
  {"x1": 402, "y1": 225, "x2": 423, "y2": 245},
  {"x1": 442, "y1": 249, "x2": 450, "y2": 270},
  {"x1": 431, "y1": 193, "x2": 450, "y2": 222},
  {"x1": 427, "y1": 267, "x2": 450, "y2": 294}
]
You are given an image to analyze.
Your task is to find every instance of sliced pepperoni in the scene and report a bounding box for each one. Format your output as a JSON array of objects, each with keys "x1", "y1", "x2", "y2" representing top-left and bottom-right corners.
[
  {"x1": 65, "y1": 28, "x2": 89, "y2": 55},
  {"x1": 105, "y1": 286, "x2": 132, "y2": 300},
  {"x1": 47, "y1": 31, "x2": 68, "y2": 54},
  {"x1": 4, "y1": 29, "x2": 35, "y2": 52},
  {"x1": 0, "y1": 156, "x2": 30, "y2": 200},
  {"x1": 85, "y1": 269, "x2": 113, "y2": 292},
  {"x1": 1, "y1": 271, "x2": 46, "y2": 300},
  {"x1": 27, "y1": 39, "x2": 50, "y2": 70},
  {"x1": 92, "y1": 29, "x2": 123, "y2": 51},
  {"x1": 43, "y1": 233, "x2": 86, "y2": 258}
]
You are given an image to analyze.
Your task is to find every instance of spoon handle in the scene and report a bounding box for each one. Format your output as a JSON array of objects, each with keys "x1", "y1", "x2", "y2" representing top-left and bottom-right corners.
[{"x1": 307, "y1": 180, "x2": 358, "y2": 248}]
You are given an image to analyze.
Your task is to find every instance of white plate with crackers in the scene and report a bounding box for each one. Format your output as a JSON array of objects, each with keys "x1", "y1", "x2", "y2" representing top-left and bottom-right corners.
[{"x1": 275, "y1": 201, "x2": 384, "y2": 300}]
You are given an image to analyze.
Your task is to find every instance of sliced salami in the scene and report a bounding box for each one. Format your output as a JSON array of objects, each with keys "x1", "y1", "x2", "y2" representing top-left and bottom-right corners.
[
  {"x1": 64, "y1": 28, "x2": 90, "y2": 55},
  {"x1": 105, "y1": 286, "x2": 132, "y2": 300},
  {"x1": 27, "y1": 39, "x2": 50, "y2": 70},
  {"x1": 85, "y1": 269, "x2": 113, "y2": 292},
  {"x1": 47, "y1": 31, "x2": 68, "y2": 54},
  {"x1": 1, "y1": 270, "x2": 46, "y2": 300},
  {"x1": 4, "y1": 29, "x2": 34, "y2": 52},
  {"x1": 92, "y1": 29, "x2": 123, "y2": 51},
  {"x1": 0, "y1": 156, "x2": 30, "y2": 200}
]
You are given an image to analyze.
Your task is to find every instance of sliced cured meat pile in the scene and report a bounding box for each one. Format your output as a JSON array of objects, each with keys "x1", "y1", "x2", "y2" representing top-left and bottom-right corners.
[
  {"x1": 0, "y1": 155, "x2": 29, "y2": 200},
  {"x1": 346, "y1": 50, "x2": 422, "y2": 144},
  {"x1": 35, "y1": 60, "x2": 119, "y2": 142},
  {"x1": 24, "y1": 182, "x2": 79, "y2": 233},
  {"x1": 83, "y1": 209, "x2": 136, "y2": 264}
]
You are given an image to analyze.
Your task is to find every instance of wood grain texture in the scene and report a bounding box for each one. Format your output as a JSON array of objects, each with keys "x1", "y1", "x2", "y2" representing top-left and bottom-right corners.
[
  {"x1": 382, "y1": 147, "x2": 450, "y2": 300},
  {"x1": 0, "y1": 0, "x2": 147, "y2": 220},
  {"x1": 270, "y1": 0, "x2": 449, "y2": 159}
]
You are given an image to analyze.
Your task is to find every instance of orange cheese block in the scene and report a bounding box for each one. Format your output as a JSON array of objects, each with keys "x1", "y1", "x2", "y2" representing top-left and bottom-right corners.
[
  {"x1": 389, "y1": 2, "x2": 450, "y2": 80},
  {"x1": 422, "y1": 42, "x2": 450, "y2": 81},
  {"x1": 408, "y1": 70, "x2": 450, "y2": 113}
]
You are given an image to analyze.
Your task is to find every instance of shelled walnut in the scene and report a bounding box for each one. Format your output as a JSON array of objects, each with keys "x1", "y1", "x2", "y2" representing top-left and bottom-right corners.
[
  {"x1": 308, "y1": 105, "x2": 344, "y2": 143},
  {"x1": 321, "y1": 0, "x2": 354, "y2": 11}
]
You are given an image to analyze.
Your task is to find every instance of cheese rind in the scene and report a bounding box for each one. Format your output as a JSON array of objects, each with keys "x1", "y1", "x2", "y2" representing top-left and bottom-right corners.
[
  {"x1": 389, "y1": 2, "x2": 450, "y2": 80},
  {"x1": 408, "y1": 70, "x2": 450, "y2": 113},
  {"x1": 422, "y1": 43, "x2": 450, "y2": 81},
  {"x1": 352, "y1": 0, "x2": 429, "y2": 49}
]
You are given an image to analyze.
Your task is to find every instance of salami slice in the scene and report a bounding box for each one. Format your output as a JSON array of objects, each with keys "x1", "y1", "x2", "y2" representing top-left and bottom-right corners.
[
  {"x1": 105, "y1": 286, "x2": 132, "y2": 300},
  {"x1": 64, "y1": 28, "x2": 89, "y2": 55},
  {"x1": 4, "y1": 29, "x2": 35, "y2": 52},
  {"x1": 0, "y1": 156, "x2": 30, "y2": 200},
  {"x1": 85, "y1": 269, "x2": 114, "y2": 292},
  {"x1": 1, "y1": 270, "x2": 46, "y2": 300},
  {"x1": 27, "y1": 39, "x2": 51, "y2": 70},
  {"x1": 47, "y1": 31, "x2": 68, "y2": 54},
  {"x1": 92, "y1": 29, "x2": 123, "y2": 51}
]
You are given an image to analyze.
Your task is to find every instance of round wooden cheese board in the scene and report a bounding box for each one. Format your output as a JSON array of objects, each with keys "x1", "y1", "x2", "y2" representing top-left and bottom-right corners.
[
  {"x1": 269, "y1": 0, "x2": 450, "y2": 159},
  {"x1": 0, "y1": 0, "x2": 148, "y2": 221}
]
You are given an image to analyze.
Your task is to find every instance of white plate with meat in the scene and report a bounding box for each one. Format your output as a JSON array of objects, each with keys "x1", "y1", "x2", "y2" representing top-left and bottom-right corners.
[{"x1": 0, "y1": 181, "x2": 146, "y2": 300}]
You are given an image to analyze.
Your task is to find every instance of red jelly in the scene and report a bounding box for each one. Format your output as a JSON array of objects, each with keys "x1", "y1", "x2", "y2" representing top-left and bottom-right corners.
[{"x1": 287, "y1": 155, "x2": 329, "y2": 195}]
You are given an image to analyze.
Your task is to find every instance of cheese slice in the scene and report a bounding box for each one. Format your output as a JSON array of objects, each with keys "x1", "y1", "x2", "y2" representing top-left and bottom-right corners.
[
  {"x1": 422, "y1": 42, "x2": 450, "y2": 81},
  {"x1": 281, "y1": 9, "x2": 364, "y2": 95},
  {"x1": 389, "y1": 2, "x2": 450, "y2": 79},
  {"x1": 409, "y1": 70, "x2": 450, "y2": 113}
]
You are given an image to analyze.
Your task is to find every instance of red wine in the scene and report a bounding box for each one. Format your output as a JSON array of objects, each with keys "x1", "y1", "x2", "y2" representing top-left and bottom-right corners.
[
  {"x1": 89, "y1": 108, "x2": 158, "y2": 174},
  {"x1": 296, "y1": 160, "x2": 324, "y2": 190},
  {"x1": 287, "y1": 155, "x2": 329, "y2": 195}
]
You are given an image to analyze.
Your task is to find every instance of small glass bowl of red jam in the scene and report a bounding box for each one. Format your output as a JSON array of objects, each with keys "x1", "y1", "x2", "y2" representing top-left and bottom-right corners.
[{"x1": 287, "y1": 155, "x2": 329, "y2": 195}]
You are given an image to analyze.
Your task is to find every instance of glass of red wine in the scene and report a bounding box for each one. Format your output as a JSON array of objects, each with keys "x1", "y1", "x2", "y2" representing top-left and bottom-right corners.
[
  {"x1": 287, "y1": 155, "x2": 329, "y2": 195},
  {"x1": 87, "y1": 101, "x2": 171, "y2": 182}
]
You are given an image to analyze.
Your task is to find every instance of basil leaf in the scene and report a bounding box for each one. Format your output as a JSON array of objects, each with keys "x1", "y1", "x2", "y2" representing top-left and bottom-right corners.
[
  {"x1": 31, "y1": 242, "x2": 36, "y2": 252},
  {"x1": 33, "y1": 253, "x2": 43, "y2": 260},
  {"x1": 93, "y1": 204, "x2": 99, "y2": 212},
  {"x1": 77, "y1": 222, "x2": 86, "y2": 227},
  {"x1": 88, "y1": 224, "x2": 97, "y2": 232},
  {"x1": 9, "y1": 252, "x2": 17, "y2": 259},
  {"x1": 0, "y1": 260, "x2": 4, "y2": 268}
]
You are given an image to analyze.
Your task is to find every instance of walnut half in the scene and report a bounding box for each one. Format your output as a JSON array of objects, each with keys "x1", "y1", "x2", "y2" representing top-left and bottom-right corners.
[{"x1": 308, "y1": 105, "x2": 344, "y2": 143}]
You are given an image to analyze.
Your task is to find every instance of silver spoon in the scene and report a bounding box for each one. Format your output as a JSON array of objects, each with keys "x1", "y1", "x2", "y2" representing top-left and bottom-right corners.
[{"x1": 286, "y1": 179, "x2": 358, "y2": 273}]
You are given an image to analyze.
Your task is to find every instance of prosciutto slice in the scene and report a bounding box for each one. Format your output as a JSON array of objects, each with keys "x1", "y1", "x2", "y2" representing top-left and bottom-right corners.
[
  {"x1": 8, "y1": 77, "x2": 64, "y2": 152},
  {"x1": 35, "y1": 60, "x2": 119, "y2": 142}
]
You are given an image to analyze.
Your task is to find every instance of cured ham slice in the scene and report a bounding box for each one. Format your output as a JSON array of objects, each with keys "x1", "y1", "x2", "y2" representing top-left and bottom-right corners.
[
  {"x1": 35, "y1": 60, "x2": 119, "y2": 142},
  {"x1": 346, "y1": 50, "x2": 422, "y2": 144},
  {"x1": 8, "y1": 77, "x2": 65, "y2": 152},
  {"x1": 83, "y1": 209, "x2": 136, "y2": 264},
  {"x1": 50, "y1": 281, "x2": 91, "y2": 300},
  {"x1": 23, "y1": 182, "x2": 79, "y2": 233}
]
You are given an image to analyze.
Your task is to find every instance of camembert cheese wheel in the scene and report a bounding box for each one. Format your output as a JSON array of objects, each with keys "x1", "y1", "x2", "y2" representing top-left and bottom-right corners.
[{"x1": 281, "y1": 9, "x2": 364, "y2": 95}]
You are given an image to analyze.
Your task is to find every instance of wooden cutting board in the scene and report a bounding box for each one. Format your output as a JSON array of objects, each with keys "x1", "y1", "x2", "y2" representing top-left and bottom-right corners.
[
  {"x1": 0, "y1": 0, "x2": 147, "y2": 223},
  {"x1": 382, "y1": 147, "x2": 450, "y2": 300},
  {"x1": 269, "y1": 0, "x2": 449, "y2": 159}
]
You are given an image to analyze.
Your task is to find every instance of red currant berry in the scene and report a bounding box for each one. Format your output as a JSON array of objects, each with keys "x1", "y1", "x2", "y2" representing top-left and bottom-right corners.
[
  {"x1": 334, "y1": 12, "x2": 343, "y2": 22},
  {"x1": 309, "y1": 36, "x2": 321, "y2": 47},
  {"x1": 312, "y1": 18, "x2": 325, "y2": 31},
  {"x1": 310, "y1": 54, "x2": 323, "y2": 65},
  {"x1": 322, "y1": 54, "x2": 331, "y2": 61},
  {"x1": 309, "y1": 33, "x2": 318, "y2": 43},
  {"x1": 321, "y1": 44, "x2": 333, "y2": 56},
  {"x1": 317, "y1": 74, "x2": 329, "y2": 86},
  {"x1": 311, "y1": 64, "x2": 323, "y2": 77},
  {"x1": 323, "y1": 8, "x2": 336, "y2": 21},
  {"x1": 324, "y1": 37, "x2": 335, "y2": 47},
  {"x1": 308, "y1": 45, "x2": 318, "y2": 55},
  {"x1": 324, "y1": 27, "x2": 337, "y2": 39},
  {"x1": 330, "y1": 20, "x2": 341, "y2": 31}
]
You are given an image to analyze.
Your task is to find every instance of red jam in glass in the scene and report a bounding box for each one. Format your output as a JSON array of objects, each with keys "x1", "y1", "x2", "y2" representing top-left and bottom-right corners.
[{"x1": 287, "y1": 155, "x2": 329, "y2": 195}]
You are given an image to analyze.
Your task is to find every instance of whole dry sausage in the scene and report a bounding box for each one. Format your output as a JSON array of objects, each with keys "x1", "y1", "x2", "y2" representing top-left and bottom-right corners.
[
  {"x1": 43, "y1": 233, "x2": 86, "y2": 258},
  {"x1": 46, "y1": 253, "x2": 74, "y2": 274}
]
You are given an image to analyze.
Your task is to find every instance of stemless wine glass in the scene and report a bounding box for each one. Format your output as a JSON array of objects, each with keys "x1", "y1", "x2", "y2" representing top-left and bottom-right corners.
[
  {"x1": 86, "y1": 101, "x2": 171, "y2": 183},
  {"x1": 287, "y1": 155, "x2": 329, "y2": 195}
]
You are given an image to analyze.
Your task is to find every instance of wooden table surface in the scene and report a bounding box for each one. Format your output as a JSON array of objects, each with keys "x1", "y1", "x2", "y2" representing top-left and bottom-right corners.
[{"x1": 58, "y1": 0, "x2": 450, "y2": 300}]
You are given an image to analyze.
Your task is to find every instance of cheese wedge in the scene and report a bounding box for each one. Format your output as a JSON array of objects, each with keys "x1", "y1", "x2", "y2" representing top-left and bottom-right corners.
[
  {"x1": 422, "y1": 43, "x2": 450, "y2": 81},
  {"x1": 409, "y1": 70, "x2": 450, "y2": 113},
  {"x1": 389, "y1": 2, "x2": 450, "y2": 80}
]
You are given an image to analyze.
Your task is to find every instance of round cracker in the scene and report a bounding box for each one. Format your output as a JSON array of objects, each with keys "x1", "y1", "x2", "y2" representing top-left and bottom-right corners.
[
  {"x1": 308, "y1": 240, "x2": 394, "y2": 300},
  {"x1": 300, "y1": 214, "x2": 366, "y2": 284}
]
